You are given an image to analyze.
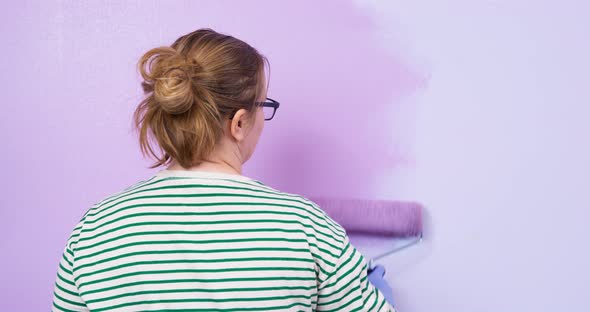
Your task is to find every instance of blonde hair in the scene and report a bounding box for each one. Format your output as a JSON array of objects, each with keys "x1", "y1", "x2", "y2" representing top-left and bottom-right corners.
[{"x1": 134, "y1": 28, "x2": 269, "y2": 169}]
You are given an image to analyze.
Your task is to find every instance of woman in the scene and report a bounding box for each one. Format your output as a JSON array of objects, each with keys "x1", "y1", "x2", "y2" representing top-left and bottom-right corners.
[{"x1": 52, "y1": 28, "x2": 395, "y2": 311}]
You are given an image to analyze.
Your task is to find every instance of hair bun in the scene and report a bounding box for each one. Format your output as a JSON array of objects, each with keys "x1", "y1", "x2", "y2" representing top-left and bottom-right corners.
[
  {"x1": 153, "y1": 64, "x2": 197, "y2": 115},
  {"x1": 138, "y1": 47, "x2": 199, "y2": 115}
]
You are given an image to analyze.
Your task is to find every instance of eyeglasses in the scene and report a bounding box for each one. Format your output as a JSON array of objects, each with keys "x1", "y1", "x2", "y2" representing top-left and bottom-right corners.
[
  {"x1": 258, "y1": 98, "x2": 280, "y2": 121},
  {"x1": 229, "y1": 98, "x2": 280, "y2": 121}
]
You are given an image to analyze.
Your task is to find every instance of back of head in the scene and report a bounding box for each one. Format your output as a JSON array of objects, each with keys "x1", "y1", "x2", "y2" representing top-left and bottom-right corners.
[{"x1": 134, "y1": 28, "x2": 269, "y2": 169}]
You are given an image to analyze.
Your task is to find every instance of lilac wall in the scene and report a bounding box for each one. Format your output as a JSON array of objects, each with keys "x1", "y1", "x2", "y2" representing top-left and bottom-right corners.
[
  {"x1": 1, "y1": 1, "x2": 588, "y2": 311},
  {"x1": 355, "y1": 1, "x2": 590, "y2": 311}
]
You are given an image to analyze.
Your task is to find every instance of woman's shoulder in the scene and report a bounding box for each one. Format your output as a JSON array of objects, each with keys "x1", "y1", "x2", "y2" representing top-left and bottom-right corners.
[
  {"x1": 256, "y1": 185, "x2": 347, "y2": 238},
  {"x1": 82, "y1": 173, "x2": 347, "y2": 240}
]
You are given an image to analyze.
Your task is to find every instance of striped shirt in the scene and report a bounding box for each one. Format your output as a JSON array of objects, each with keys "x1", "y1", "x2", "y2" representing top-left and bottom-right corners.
[{"x1": 52, "y1": 169, "x2": 395, "y2": 311}]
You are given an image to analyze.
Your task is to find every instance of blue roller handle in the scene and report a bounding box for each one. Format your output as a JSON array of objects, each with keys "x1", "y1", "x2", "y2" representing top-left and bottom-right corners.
[{"x1": 367, "y1": 265, "x2": 395, "y2": 307}]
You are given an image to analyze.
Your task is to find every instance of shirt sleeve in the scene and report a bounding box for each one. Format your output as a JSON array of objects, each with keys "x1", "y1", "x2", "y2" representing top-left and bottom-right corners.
[
  {"x1": 316, "y1": 235, "x2": 395, "y2": 312},
  {"x1": 51, "y1": 221, "x2": 90, "y2": 312}
]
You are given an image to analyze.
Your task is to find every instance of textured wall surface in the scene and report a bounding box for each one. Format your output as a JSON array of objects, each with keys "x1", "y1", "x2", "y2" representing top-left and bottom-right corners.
[{"x1": 1, "y1": 1, "x2": 588, "y2": 311}]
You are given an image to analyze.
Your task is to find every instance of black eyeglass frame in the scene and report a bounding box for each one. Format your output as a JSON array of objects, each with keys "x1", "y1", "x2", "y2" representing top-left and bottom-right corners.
[{"x1": 229, "y1": 98, "x2": 280, "y2": 121}]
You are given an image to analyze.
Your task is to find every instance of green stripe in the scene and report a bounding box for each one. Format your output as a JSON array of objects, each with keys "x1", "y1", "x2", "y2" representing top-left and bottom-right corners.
[
  {"x1": 92, "y1": 176, "x2": 159, "y2": 207},
  {"x1": 92, "y1": 296, "x2": 312, "y2": 312},
  {"x1": 321, "y1": 282, "x2": 363, "y2": 306},
  {"x1": 320, "y1": 260, "x2": 360, "y2": 305},
  {"x1": 86, "y1": 190, "x2": 345, "y2": 238},
  {"x1": 314, "y1": 260, "x2": 332, "y2": 278},
  {"x1": 80, "y1": 276, "x2": 316, "y2": 297},
  {"x1": 87, "y1": 192, "x2": 321, "y2": 223},
  {"x1": 86, "y1": 285, "x2": 316, "y2": 305},
  {"x1": 377, "y1": 297, "x2": 387, "y2": 311},
  {"x1": 319, "y1": 251, "x2": 363, "y2": 299},
  {"x1": 74, "y1": 229, "x2": 338, "y2": 277},
  {"x1": 55, "y1": 282, "x2": 79, "y2": 297},
  {"x1": 91, "y1": 176, "x2": 270, "y2": 216},
  {"x1": 77, "y1": 219, "x2": 342, "y2": 253},
  {"x1": 368, "y1": 288, "x2": 380, "y2": 311},
  {"x1": 83, "y1": 176, "x2": 181, "y2": 219},
  {"x1": 78, "y1": 216, "x2": 339, "y2": 255},
  {"x1": 57, "y1": 271, "x2": 75, "y2": 287},
  {"x1": 86, "y1": 182, "x2": 344, "y2": 237},
  {"x1": 76, "y1": 228, "x2": 340, "y2": 252},
  {"x1": 323, "y1": 285, "x2": 363, "y2": 311},
  {"x1": 339, "y1": 286, "x2": 364, "y2": 310},
  {"x1": 76, "y1": 237, "x2": 311, "y2": 261},
  {"x1": 65, "y1": 247, "x2": 74, "y2": 257},
  {"x1": 108, "y1": 300, "x2": 312, "y2": 312},
  {"x1": 76, "y1": 257, "x2": 316, "y2": 281},
  {"x1": 81, "y1": 266, "x2": 315, "y2": 289},
  {"x1": 61, "y1": 253, "x2": 73, "y2": 267},
  {"x1": 318, "y1": 242, "x2": 350, "y2": 285},
  {"x1": 360, "y1": 275, "x2": 368, "y2": 285},
  {"x1": 360, "y1": 263, "x2": 374, "y2": 308},
  {"x1": 76, "y1": 236, "x2": 339, "y2": 262},
  {"x1": 80, "y1": 272, "x2": 313, "y2": 297},
  {"x1": 82, "y1": 205, "x2": 343, "y2": 241},
  {"x1": 74, "y1": 248, "x2": 328, "y2": 273},
  {"x1": 361, "y1": 292, "x2": 373, "y2": 309},
  {"x1": 59, "y1": 262, "x2": 72, "y2": 275},
  {"x1": 53, "y1": 291, "x2": 86, "y2": 307},
  {"x1": 52, "y1": 301, "x2": 79, "y2": 312},
  {"x1": 124, "y1": 175, "x2": 274, "y2": 205}
]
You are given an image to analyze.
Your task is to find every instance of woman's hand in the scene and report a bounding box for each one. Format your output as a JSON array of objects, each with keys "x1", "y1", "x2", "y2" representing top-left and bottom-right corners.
[{"x1": 367, "y1": 264, "x2": 395, "y2": 307}]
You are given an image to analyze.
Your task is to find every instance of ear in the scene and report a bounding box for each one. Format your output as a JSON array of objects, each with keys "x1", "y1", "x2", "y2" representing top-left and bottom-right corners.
[{"x1": 229, "y1": 108, "x2": 250, "y2": 142}]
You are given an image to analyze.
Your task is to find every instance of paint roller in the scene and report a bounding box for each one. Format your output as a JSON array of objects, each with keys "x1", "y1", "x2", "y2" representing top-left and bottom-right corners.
[{"x1": 309, "y1": 197, "x2": 423, "y2": 271}]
